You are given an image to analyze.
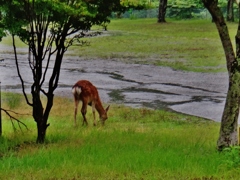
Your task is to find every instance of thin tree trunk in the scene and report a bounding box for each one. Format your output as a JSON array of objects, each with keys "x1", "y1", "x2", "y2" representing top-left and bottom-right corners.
[
  {"x1": 32, "y1": 91, "x2": 44, "y2": 143},
  {"x1": 202, "y1": 0, "x2": 239, "y2": 150},
  {"x1": 158, "y1": 0, "x2": 168, "y2": 23},
  {"x1": 227, "y1": 0, "x2": 234, "y2": 22},
  {"x1": 36, "y1": 121, "x2": 49, "y2": 143},
  {"x1": 34, "y1": 96, "x2": 52, "y2": 143}
]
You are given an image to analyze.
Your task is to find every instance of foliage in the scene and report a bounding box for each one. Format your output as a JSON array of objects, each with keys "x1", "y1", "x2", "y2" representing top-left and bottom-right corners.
[
  {"x1": 167, "y1": 0, "x2": 202, "y2": 19},
  {"x1": 149, "y1": 0, "x2": 227, "y2": 8},
  {"x1": 145, "y1": 0, "x2": 231, "y2": 20},
  {"x1": 218, "y1": 0, "x2": 228, "y2": 7},
  {"x1": 169, "y1": 0, "x2": 200, "y2": 8},
  {"x1": 121, "y1": 0, "x2": 150, "y2": 7}
]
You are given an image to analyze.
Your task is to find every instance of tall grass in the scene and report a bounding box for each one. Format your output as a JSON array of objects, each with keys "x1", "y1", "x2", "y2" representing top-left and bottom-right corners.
[
  {"x1": 0, "y1": 93, "x2": 240, "y2": 179},
  {"x1": 2, "y1": 92, "x2": 22, "y2": 109}
]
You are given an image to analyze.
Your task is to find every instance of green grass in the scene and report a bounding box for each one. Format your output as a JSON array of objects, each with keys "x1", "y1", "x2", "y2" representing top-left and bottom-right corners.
[
  {"x1": 1, "y1": 19, "x2": 240, "y2": 179},
  {"x1": 1, "y1": 18, "x2": 237, "y2": 72},
  {"x1": 1, "y1": 93, "x2": 240, "y2": 179},
  {"x1": 68, "y1": 18, "x2": 238, "y2": 72}
]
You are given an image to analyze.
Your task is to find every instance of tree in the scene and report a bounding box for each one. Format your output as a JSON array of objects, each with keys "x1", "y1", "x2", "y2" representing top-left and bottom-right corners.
[
  {"x1": 227, "y1": 0, "x2": 234, "y2": 22},
  {"x1": 202, "y1": 0, "x2": 240, "y2": 150},
  {"x1": 0, "y1": 12, "x2": 4, "y2": 41},
  {"x1": 0, "y1": 0, "x2": 125, "y2": 143},
  {"x1": 175, "y1": 1, "x2": 204, "y2": 19},
  {"x1": 158, "y1": 0, "x2": 168, "y2": 22}
]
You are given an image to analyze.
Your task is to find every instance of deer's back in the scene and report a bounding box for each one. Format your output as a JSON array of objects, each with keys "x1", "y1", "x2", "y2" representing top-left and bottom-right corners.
[{"x1": 73, "y1": 80, "x2": 99, "y2": 101}]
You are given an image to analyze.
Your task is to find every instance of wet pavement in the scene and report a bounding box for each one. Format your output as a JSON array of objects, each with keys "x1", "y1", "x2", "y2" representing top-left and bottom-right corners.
[{"x1": 0, "y1": 47, "x2": 231, "y2": 122}]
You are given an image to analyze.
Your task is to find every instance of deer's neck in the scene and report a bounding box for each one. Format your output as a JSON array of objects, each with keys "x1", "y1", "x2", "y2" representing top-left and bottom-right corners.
[{"x1": 95, "y1": 99, "x2": 105, "y2": 116}]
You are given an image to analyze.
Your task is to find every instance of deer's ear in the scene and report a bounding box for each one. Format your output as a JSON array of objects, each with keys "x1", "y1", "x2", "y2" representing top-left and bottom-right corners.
[{"x1": 105, "y1": 105, "x2": 110, "y2": 112}]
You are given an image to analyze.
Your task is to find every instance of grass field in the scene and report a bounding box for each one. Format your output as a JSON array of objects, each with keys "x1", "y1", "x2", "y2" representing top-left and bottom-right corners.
[
  {"x1": 1, "y1": 18, "x2": 240, "y2": 179},
  {"x1": 68, "y1": 18, "x2": 238, "y2": 72},
  {"x1": 1, "y1": 18, "x2": 238, "y2": 72},
  {"x1": 1, "y1": 93, "x2": 240, "y2": 179}
]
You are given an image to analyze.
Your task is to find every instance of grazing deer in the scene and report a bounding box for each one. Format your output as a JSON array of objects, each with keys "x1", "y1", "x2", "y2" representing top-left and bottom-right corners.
[{"x1": 72, "y1": 80, "x2": 110, "y2": 126}]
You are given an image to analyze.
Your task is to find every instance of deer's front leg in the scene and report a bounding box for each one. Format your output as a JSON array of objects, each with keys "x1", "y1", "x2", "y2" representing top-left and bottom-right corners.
[
  {"x1": 81, "y1": 102, "x2": 88, "y2": 126},
  {"x1": 92, "y1": 102, "x2": 96, "y2": 126}
]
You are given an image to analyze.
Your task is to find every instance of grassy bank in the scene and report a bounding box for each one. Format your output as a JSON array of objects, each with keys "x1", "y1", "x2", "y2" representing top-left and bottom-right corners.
[
  {"x1": 70, "y1": 18, "x2": 238, "y2": 72},
  {"x1": 1, "y1": 18, "x2": 238, "y2": 72},
  {"x1": 1, "y1": 93, "x2": 240, "y2": 179}
]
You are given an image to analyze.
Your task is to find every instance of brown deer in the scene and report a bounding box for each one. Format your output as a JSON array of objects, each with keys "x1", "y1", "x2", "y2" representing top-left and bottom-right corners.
[{"x1": 72, "y1": 80, "x2": 110, "y2": 126}]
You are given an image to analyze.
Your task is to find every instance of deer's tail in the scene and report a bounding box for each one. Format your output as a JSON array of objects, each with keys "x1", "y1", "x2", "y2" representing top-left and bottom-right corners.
[{"x1": 72, "y1": 85, "x2": 82, "y2": 95}]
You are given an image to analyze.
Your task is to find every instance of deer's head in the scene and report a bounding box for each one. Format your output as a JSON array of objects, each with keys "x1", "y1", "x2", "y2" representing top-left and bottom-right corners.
[{"x1": 100, "y1": 105, "x2": 110, "y2": 125}]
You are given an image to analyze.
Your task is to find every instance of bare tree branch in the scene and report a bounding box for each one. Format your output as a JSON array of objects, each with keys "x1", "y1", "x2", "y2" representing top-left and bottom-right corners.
[
  {"x1": 12, "y1": 35, "x2": 33, "y2": 107},
  {"x1": 1, "y1": 108, "x2": 29, "y2": 131},
  {"x1": 40, "y1": 49, "x2": 52, "y2": 89}
]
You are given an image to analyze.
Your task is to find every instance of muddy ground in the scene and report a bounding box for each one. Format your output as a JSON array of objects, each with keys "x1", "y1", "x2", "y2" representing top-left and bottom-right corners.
[{"x1": 0, "y1": 49, "x2": 231, "y2": 122}]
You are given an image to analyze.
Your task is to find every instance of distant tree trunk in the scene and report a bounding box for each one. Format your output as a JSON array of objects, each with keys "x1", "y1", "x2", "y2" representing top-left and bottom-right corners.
[
  {"x1": 227, "y1": 0, "x2": 234, "y2": 22},
  {"x1": 158, "y1": 0, "x2": 168, "y2": 23},
  {"x1": 202, "y1": 0, "x2": 240, "y2": 150}
]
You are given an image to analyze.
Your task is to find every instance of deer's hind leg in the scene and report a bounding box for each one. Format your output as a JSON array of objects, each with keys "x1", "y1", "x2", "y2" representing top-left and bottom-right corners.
[{"x1": 74, "y1": 99, "x2": 79, "y2": 126}]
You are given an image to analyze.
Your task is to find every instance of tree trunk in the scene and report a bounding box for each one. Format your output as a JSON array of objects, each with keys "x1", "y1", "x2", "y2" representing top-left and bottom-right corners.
[
  {"x1": 227, "y1": 0, "x2": 234, "y2": 22},
  {"x1": 218, "y1": 2, "x2": 240, "y2": 150},
  {"x1": 32, "y1": 90, "x2": 52, "y2": 143},
  {"x1": 217, "y1": 71, "x2": 240, "y2": 150},
  {"x1": 158, "y1": 0, "x2": 168, "y2": 23},
  {"x1": 36, "y1": 122, "x2": 49, "y2": 143},
  {"x1": 202, "y1": 0, "x2": 239, "y2": 150},
  {"x1": 34, "y1": 101, "x2": 52, "y2": 143}
]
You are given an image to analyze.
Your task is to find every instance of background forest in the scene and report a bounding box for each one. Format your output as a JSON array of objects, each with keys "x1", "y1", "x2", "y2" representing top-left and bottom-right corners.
[{"x1": 120, "y1": 0, "x2": 234, "y2": 20}]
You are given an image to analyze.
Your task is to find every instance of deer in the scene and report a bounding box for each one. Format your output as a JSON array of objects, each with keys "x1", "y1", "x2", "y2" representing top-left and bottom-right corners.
[{"x1": 72, "y1": 80, "x2": 110, "y2": 126}]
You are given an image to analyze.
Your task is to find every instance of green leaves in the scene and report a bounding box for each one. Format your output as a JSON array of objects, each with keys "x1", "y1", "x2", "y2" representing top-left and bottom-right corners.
[
  {"x1": 0, "y1": 0, "x2": 126, "y2": 39},
  {"x1": 168, "y1": 0, "x2": 198, "y2": 8}
]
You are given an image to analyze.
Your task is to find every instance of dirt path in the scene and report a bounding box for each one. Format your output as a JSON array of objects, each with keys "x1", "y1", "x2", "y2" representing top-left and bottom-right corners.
[{"x1": 0, "y1": 52, "x2": 229, "y2": 122}]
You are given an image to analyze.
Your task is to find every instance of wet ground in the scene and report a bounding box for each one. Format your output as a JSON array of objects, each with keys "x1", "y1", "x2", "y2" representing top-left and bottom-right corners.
[{"x1": 0, "y1": 46, "x2": 230, "y2": 122}]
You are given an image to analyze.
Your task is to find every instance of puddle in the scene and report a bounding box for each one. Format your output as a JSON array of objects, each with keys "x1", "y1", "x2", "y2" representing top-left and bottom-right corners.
[
  {"x1": 108, "y1": 89, "x2": 125, "y2": 103},
  {"x1": 98, "y1": 71, "x2": 143, "y2": 84},
  {"x1": 0, "y1": 47, "x2": 231, "y2": 122}
]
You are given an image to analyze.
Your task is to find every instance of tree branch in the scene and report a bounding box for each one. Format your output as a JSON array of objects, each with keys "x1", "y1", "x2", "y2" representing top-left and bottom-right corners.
[
  {"x1": 12, "y1": 35, "x2": 33, "y2": 107},
  {"x1": 1, "y1": 108, "x2": 29, "y2": 131}
]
